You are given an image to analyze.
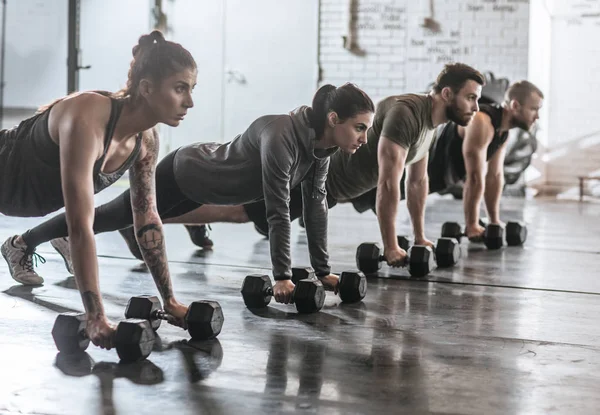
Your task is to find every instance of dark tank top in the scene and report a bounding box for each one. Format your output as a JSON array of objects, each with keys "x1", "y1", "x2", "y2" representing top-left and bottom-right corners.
[
  {"x1": 428, "y1": 104, "x2": 508, "y2": 193},
  {"x1": 0, "y1": 92, "x2": 142, "y2": 217}
]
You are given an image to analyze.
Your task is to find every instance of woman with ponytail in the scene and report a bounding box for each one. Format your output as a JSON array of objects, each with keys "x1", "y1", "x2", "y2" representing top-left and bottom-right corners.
[
  {"x1": 2, "y1": 31, "x2": 198, "y2": 349},
  {"x1": 24, "y1": 82, "x2": 375, "y2": 307}
]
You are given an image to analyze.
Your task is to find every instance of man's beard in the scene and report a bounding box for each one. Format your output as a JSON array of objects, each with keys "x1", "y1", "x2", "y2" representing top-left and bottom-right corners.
[
  {"x1": 446, "y1": 101, "x2": 471, "y2": 126},
  {"x1": 512, "y1": 115, "x2": 531, "y2": 131}
]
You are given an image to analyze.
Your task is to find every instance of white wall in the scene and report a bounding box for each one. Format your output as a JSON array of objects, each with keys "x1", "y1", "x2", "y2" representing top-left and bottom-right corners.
[
  {"x1": 528, "y1": 0, "x2": 600, "y2": 188},
  {"x1": 4, "y1": 0, "x2": 68, "y2": 108},
  {"x1": 319, "y1": 0, "x2": 530, "y2": 102},
  {"x1": 79, "y1": 0, "x2": 150, "y2": 93}
]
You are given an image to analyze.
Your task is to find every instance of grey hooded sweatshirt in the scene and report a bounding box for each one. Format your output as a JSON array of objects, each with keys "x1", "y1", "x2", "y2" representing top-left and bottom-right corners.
[{"x1": 173, "y1": 106, "x2": 337, "y2": 280}]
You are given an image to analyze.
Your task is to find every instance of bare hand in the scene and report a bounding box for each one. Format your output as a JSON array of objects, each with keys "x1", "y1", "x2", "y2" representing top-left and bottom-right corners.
[
  {"x1": 86, "y1": 316, "x2": 116, "y2": 350},
  {"x1": 164, "y1": 300, "x2": 189, "y2": 329},
  {"x1": 383, "y1": 246, "x2": 407, "y2": 267},
  {"x1": 414, "y1": 237, "x2": 435, "y2": 248},
  {"x1": 318, "y1": 274, "x2": 339, "y2": 294},
  {"x1": 273, "y1": 280, "x2": 295, "y2": 304},
  {"x1": 466, "y1": 224, "x2": 486, "y2": 242}
]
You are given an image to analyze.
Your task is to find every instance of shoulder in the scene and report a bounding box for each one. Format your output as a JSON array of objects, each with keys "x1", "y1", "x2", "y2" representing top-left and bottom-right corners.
[{"x1": 53, "y1": 92, "x2": 113, "y2": 130}]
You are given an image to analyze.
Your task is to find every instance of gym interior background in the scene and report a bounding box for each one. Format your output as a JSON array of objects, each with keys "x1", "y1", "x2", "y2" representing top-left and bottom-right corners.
[
  {"x1": 3, "y1": 0, "x2": 599, "y2": 197},
  {"x1": 2, "y1": 1, "x2": 600, "y2": 414}
]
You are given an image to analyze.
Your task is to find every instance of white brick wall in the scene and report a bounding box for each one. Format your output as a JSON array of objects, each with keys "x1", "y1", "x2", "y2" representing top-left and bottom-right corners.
[{"x1": 319, "y1": 0, "x2": 530, "y2": 101}]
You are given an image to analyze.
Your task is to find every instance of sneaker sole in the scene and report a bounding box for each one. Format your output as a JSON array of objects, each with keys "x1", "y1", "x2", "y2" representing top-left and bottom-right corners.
[
  {"x1": 1, "y1": 248, "x2": 44, "y2": 286},
  {"x1": 51, "y1": 241, "x2": 74, "y2": 275}
]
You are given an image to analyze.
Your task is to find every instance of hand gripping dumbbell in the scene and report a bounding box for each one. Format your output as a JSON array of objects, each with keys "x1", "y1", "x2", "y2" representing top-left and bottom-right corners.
[
  {"x1": 51, "y1": 312, "x2": 155, "y2": 362},
  {"x1": 441, "y1": 220, "x2": 527, "y2": 250},
  {"x1": 241, "y1": 274, "x2": 326, "y2": 314},
  {"x1": 356, "y1": 236, "x2": 437, "y2": 278},
  {"x1": 291, "y1": 267, "x2": 367, "y2": 303},
  {"x1": 396, "y1": 235, "x2": 461, "y2": 268},
  {"x1": 125, "y1": 296, "x2": 224, "y2": 340}
]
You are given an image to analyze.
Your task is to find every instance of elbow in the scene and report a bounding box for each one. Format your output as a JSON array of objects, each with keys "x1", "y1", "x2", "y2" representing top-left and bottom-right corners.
[
  {"x1": 66, "y1": 219, "x2": 93, "y2": 241},
  {"x1": 407, "y1": 175, "x2": 428, "y2": 191},
  {"x1": 486, "y1": 171, "x2": 503, "y2": 183},
  {"x1": 466, "y1": 172, "x2": 484, "y2": 186}
]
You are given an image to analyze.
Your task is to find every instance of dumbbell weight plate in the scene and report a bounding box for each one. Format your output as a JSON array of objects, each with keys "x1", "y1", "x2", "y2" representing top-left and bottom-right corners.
[
  {"x1": 186, "y1": 301, "x2": 224, "y2": 340},
  {"x1": 241, "y1": 274, "x2": 272, "y2": 309},
  {"x1": 441, "y1": 222, "x2": 463, "y2": 240},
  {"x1": 338, "y1": 271, "x2": 367, "y2": 303},
  {"x1": 506, "y1": 221, "x2": 527, "y2": 246}
]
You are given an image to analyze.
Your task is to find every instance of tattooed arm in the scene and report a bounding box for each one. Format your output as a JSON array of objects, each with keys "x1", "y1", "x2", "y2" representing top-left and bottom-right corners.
[{"x1": 129, "y1": 129, "x2": 187, "y2": 325}]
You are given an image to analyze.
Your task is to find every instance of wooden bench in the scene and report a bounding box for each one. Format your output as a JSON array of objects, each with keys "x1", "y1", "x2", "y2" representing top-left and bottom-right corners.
[{"x1": 579, "y1": 175, "x2": 600, "y2": 201}]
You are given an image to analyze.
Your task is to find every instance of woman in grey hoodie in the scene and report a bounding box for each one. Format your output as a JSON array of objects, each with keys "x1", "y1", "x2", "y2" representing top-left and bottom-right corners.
[{"x1": 15, "y1": 83, "x2": 375, "y2": 306}]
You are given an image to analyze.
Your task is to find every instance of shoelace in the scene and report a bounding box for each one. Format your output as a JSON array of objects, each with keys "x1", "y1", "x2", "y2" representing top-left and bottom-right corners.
[{"x1": 19, "y1": 248, "x2": 46, "y2": 272}]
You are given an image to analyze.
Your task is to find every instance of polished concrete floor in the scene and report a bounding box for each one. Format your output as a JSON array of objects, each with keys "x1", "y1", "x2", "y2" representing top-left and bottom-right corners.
[{"x1": 1, "y1": 186, "x2": 599, "y2": 415}]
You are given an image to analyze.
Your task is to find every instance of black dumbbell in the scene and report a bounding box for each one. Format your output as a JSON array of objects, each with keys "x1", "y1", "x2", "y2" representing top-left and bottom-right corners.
[
  {"x1": 241, "y1": 274, "x2": 325, "y2": 314},
  {"x1": 125, "y1": 295, "x2": 223, "y2": 340},
  {"x1": 356, "y1": 240, "x2": 436, "y2": 278},
  {"x1": 441, "y1": 220, "x2": 527, "y2": 249},
  {"x1": 291, "y1": 267, "x2": 367, "y2": 303},
  {"x1": 51, "y1": 312, "x2": 155, "y2": 362},
  {"x1": 397, "y1": 235, "x2": 460, "y2": 268}
]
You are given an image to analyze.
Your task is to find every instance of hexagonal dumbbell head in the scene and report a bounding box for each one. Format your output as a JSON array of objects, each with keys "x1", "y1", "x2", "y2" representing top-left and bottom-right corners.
[
  {"x1": 338, "y1": 271, "x2": 367, "y2": 303},
  {"x1": 114, "y1": 318, "x2": 155, "y2": 363},
  {"x1": 186, "y1": 300, "x2": 224, "y2": 340},
  {"x1": 506, "y1": 221, "x2": 527, "y2": 246},
  {"x1": 407, "y1": 245, "x2": 436, "y2": 277},
  {"x1": 291, "y1": 267, "x2": 315, "y2": 285},
  {"x1": 484, "y1": 224, "x2": 504, "y2": 250},
  {"x1": 293, "y1": 279, "x2": 325, "y2": 314},
  {"x1": 241, "y1": 274, "x2": 272, "y2": 309},
  {"x1": 441, "y1": 222, "x2": 463, "y2": 241},
  {"x1": 356, "y1": 242, "x2": 382, "y2": 275},
  {"x1": 52, "y1": 312, "x2": 90, "y2": 354},
  {"x1": 397, "y1": 235, "x2": 411, "y2": 251},
  {"x1": 125, "y1": 295, "x2": 162, "y2": 331},
  {"x1": 435, "y1": 237, "x2": 460, "y2": 267}
]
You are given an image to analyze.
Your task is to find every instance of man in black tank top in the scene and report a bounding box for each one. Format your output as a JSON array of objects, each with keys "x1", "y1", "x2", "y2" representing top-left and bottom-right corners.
[{"x1": 428, "y1": 80, "x2": 544, "y2": 241}]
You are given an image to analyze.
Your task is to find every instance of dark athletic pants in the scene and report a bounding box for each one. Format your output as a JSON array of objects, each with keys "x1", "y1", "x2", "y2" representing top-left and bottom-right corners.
[{"x1": 22, "y1": 150, "x2": 202, "y2": 249}]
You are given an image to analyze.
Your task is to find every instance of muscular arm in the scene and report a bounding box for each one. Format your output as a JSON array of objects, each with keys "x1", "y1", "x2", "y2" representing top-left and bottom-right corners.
[
  {"x1": 301, "y1": 158, "x2": 331, "y2": 277},
  {"x1": 484, "y1": 141, "x2": 507, "y2": 224},
  {"x1": 128, "y1": 129, "x2": 175, "y2": 306},
  {"x1": 58, "y1": 95, "x2": 107, "y2": 319},
  {"x1": 462, "y1": 113, "x2": 494, "y2": 230},
  {"x1": 406, "y1": 155, "x2": 429, "y2": 243},
  {"x1": 376, "y1": 137, "x2": 408, "y2": 250}
]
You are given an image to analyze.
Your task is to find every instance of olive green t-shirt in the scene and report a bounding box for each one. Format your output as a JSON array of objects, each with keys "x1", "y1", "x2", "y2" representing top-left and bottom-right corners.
[{"x1": 326, "y1": 93, "x2": 435, "y2": 202}]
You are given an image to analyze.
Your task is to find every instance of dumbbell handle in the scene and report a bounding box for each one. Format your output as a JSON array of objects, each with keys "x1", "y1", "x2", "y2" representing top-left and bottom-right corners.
[
  {"x1": 264, "y1": 285, "x2": 297, "y2": 301},
  {"x1": 149, "y1": 309, "x2": 170, "y2": 321},
  {"x1": 377, "y1": 254, "x2": 409, "y2": 266}
]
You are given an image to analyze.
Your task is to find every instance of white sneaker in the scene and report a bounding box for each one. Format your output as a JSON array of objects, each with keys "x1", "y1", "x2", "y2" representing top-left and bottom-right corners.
[
  {"x1": 50, "y1": 237, "x2": 74, "y2": 275},
  {"x1": 1, "y1": 236, "x2": 45, "y2": 285}
]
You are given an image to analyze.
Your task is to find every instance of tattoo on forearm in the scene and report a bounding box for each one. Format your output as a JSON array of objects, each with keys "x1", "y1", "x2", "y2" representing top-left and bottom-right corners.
[
  {"x1": 81, "y1": 291, "x2": 103, "y2": 319},
  {"x1": 136, "y1": 223, "x2": 173, "y2": 302},
  {"x1": 130, "y1": 130, "x2": 159, "y2": 215}
]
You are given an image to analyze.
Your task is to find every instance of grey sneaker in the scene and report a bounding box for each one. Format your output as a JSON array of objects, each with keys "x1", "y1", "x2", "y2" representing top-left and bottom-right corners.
[
  {"x1": 1, "y1": 236, "x2": 45, "y2": 285},
  {"x1": 50, "y1": 237, "x2": 74, "y2": 275}
]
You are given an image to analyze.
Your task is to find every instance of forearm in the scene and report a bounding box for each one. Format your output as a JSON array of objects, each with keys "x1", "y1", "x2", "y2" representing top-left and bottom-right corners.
[
  {"x1": 376, "y1": 182, "x2": 400, "y2": 250},
  {"x1": 484, "y1": 173, "x2": 504, "y2": 223},
  {"x1": 133, "y1": 214, "x2": 175, "y2": 305},
  {"x1": 268, "y1": 215, "x2": 292, "y2": 280},
  {"x1": 303, "y1": 198, "x2": 331, "y2": 277},
  {"x1": 69, "y1": 228, "x2": 105, "y2": 319},
  {"x1": 406, "y1": 177, "x2": 428, "y2": 240},
  {"x1": 463, "y1": 174, "x2": 485, "y2": 228}
]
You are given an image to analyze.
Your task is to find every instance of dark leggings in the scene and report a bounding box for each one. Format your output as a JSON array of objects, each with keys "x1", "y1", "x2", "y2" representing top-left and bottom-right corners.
[{"x1": 22, "y1": 150, "x2": 202, "y2": 249}]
